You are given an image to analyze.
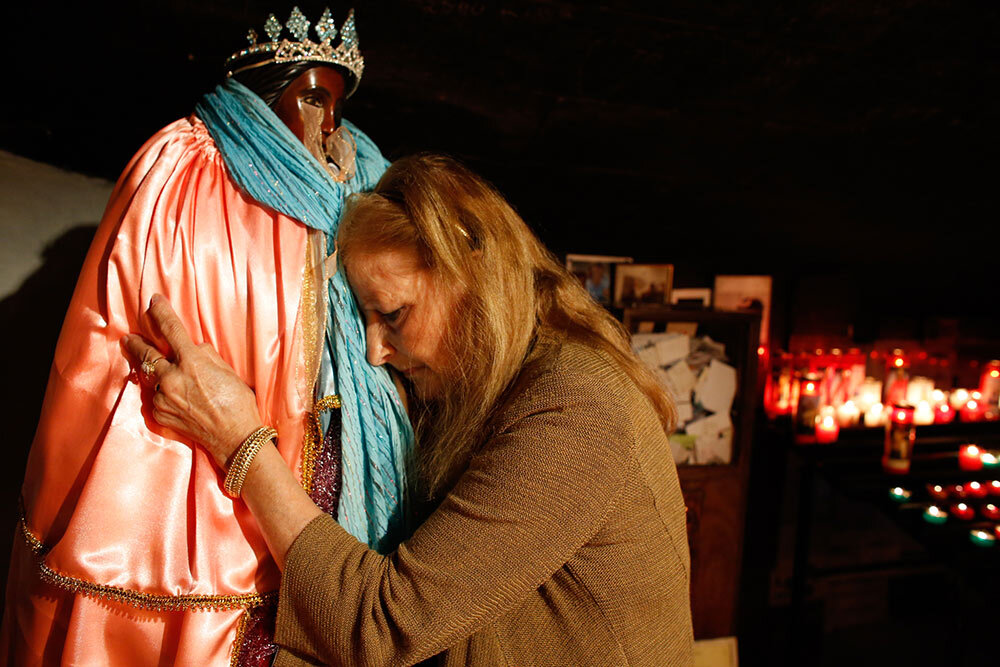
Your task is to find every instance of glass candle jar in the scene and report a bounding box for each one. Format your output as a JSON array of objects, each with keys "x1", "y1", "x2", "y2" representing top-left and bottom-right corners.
[{"x1": 882, "y1": 403, "x2": 915, "y2": 475}]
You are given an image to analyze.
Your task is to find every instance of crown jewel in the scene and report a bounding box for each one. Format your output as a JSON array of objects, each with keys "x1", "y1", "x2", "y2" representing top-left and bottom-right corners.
[
  {"x1": 264, "y1": 14, "x2": 283, "y2": 42},
  {"x1": 227, "y1": 6, "x2": 365, "y2": 97},
  {"x1": 286, "y1": 7, "x2": 310, "y2": 41},
  {"x1": 316, "y1": 8, "x2": 337, "y2": 41}
]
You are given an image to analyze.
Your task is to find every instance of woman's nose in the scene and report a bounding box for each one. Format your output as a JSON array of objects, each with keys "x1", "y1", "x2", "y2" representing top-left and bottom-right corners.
[{"x1": 366, "y1": 322, "x2": 394, "y2": 367}]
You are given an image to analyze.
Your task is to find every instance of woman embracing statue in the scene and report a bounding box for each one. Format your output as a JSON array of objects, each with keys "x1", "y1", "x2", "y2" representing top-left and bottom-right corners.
[{"x1": 125, "y1": 154, "x2": 695, "y2": 666}]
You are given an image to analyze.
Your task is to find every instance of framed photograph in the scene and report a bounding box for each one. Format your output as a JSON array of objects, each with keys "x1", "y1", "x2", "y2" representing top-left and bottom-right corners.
[
  {"x1": 713, "y1": 275, "x2": 772, "y2": 344},
  {"x1": 566, "y1": 254, "x2": 633, "y2": 306},
  {"x1": 614, "y1": 264, "x2": 674, "y2": 307}
]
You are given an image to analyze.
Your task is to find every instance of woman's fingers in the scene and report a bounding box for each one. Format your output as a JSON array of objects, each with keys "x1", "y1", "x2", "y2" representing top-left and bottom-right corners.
[
  {"x1": 147, "y1": 294, "x2": 197, "y2": 358},
  {"x1": 122, "y1": 333, "x2": 171, "y2": 384},
  {"x1": 122, "y1": 332, "x2": 156, "y2": 365}
]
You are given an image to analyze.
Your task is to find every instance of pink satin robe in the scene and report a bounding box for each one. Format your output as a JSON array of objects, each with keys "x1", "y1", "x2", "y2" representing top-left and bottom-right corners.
[{"x1": 1, "y1": 117, "x2": 326, "y2": 665}]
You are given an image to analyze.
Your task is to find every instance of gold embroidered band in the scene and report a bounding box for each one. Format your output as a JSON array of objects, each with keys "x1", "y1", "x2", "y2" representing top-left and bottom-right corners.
[
  {"x1": 301, "y1": 394, "x2": 342, "y2": 495},
  {"x1": 18, "y1": 504, "x2": 274, "y2": 612}
]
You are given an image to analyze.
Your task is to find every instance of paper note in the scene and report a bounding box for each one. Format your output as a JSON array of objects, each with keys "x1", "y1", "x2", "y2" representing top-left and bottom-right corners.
[
  {"x1": 676, "y1": 400, "x2": 694, "y2": 424},
  {"x1": 637, "y1": 345, "x2": 662, "y2": 370},
  {"x1": 655, "y1": 367, "x2": 672, "y2": 389},
  {"x1": 694, "y1": 359, "x2": 737, "y2": 414},
  {"x1": 664, "y1": 361, "x2": 697, "y2": 400},
  {"x1": 655, "y1": 334, "x2": 690, "y2": 366},
  {"x1": 687, "y1": 412, "x2": 734, "y2": 464},
  {"x1": 669, "y1": 433, "x2": 695, "y2": 465},
  {"x1": 631, "y1": 332, "x2": 666, "y2": 352}
]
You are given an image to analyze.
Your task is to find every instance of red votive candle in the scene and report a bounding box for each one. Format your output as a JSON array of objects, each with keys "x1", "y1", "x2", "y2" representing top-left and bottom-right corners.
[
  {"x1": 951, "y1": 484, "x2": 968, "y2": 500},
  {"x1": 982, "y1": 503, "x2": 1000, "y2": 520},
  {"x1": 935, "y1": 402, "x2": 955, "y2": 424},
  {"x1": 927, "y1": 484, "x2": 949, "y2": 501},
  {"x1": 990, "y1": 480, "x2": 1000, "y2": 497},
  {"x1": 815, "y1": 414, "x2": 840, "y2": 444},
  {"x1": 951, "y1": 503, "x2": 975, "y2": 521},
  {"x1": 961, "y1": 400, "x2": 985, "y2": 422},
  {"x1": 966, "y1": 481, "x2": 988, "y2": 499},
  {"x1": 959, "y1": 444, "x2": 984, "y2": 471}
]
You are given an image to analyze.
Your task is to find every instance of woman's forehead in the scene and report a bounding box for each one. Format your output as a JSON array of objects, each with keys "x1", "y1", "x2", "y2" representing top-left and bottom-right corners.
[{"x1": 348, "y1": 247, "x2": 427, "y2": 302}]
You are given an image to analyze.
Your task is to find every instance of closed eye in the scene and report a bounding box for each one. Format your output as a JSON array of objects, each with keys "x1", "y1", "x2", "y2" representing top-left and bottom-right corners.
[{"x1": 381, "y1": 307, "x2": 404, "y2": 324}]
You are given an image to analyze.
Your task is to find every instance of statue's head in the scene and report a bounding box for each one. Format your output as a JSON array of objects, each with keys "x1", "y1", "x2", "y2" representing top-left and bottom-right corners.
[{"x1": 226, "y1": 7, "x2": 364, "y2": 180}]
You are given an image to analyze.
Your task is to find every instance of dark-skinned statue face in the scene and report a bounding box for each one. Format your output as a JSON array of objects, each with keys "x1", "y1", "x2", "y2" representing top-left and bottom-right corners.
[{"x1": 274, "y1": 66, "x2": 356, "y2": 182}]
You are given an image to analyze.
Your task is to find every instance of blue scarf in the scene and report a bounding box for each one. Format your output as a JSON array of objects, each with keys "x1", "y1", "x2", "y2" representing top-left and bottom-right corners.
[{"x1": 196, "y1": 78, "x2": 413, "y2": 552}]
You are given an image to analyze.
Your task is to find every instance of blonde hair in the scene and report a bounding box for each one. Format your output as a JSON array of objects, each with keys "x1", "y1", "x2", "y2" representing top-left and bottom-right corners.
[{"x1": 339, "y1": 154, "x2": 676, "y2": 498}]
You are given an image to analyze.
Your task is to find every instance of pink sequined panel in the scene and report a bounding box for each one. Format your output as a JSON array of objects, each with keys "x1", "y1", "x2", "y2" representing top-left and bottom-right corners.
[
  {"x1": 310, "y1": 409, "x2": 343, "y2": 515},
  {"x1": 234, "y1": 598, "x2": 278, "y2": 667}
]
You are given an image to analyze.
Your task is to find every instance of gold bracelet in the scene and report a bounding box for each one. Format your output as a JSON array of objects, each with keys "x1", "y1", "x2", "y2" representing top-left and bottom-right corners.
[{"x1": 224, "y1": 426, "x2": 278, "y2": 498}]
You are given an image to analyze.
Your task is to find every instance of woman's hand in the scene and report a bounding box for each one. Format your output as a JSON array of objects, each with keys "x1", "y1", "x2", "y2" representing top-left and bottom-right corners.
[{"x1": 122, "y1": 294, "x2": 264, "y2": 469}]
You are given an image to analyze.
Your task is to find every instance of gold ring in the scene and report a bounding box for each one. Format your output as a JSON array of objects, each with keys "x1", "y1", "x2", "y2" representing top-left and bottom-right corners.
[{"x1": 141, "y1": 356, "x2": 165, "y2": 381}]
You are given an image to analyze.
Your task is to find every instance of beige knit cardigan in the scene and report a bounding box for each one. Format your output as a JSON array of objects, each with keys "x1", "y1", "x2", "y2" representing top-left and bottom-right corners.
[{"x1": 273, "y1": 341, "x2": 694, "y2": 666}]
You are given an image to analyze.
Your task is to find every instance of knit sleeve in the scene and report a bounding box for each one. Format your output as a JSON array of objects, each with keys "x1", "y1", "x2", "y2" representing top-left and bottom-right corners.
[{"x1": 273, "y1": 354, "x2": 634, "y2": 666}]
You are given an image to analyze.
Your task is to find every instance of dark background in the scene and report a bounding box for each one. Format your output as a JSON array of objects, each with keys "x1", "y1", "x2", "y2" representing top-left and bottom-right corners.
[{"x1": 4, "y1": 0, "x2": 999, "y2": 344}]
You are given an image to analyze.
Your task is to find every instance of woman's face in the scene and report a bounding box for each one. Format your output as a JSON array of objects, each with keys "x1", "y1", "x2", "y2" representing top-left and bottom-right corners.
[
  {"x1": 274, "y1": 66, "x2": 346, "y2": 141},
  {"x1": 346, "y1": 246, "x2": 459, "y2": 399}
]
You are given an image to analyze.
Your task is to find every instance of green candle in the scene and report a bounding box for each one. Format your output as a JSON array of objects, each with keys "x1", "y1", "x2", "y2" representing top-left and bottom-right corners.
[
  {"x1": 923, "y1": 505, "x2": 948, "y2": 525},
  {"x1": 970, "y1": 529, "x2": 996, "y2": 547},
  {"x1": 982, "y1": 452, "x2": 1000, "y2": 469},
  {"x1": 889, "y1": 486, "x2": 912, "y2": 503}
]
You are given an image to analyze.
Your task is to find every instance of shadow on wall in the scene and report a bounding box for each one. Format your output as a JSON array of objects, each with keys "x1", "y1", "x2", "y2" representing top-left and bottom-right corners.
[{"x1": 0, "y1": 224, "x2": 97, "y2": 601}]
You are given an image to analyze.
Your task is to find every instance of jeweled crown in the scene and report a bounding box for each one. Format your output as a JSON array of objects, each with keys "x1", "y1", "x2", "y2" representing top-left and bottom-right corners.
[{"x1": 226, "y1": 6, "x2": 364, "y2": 97}]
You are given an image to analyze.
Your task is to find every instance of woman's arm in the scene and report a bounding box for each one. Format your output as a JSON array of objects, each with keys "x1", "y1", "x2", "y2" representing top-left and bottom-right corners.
[
  {"x1": 238, "y1": 443, "x2": 323, "y2": 569},
  {"x1": 123, "y1": 295, "x2": 322, "y2": 567}
]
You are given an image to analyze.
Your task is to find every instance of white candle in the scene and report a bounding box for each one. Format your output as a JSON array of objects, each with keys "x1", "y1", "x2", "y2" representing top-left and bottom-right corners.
[
  {"x1": 837, "y1": 400, "x2": 861, "y2": 427},
  {"x1": 855, "y1": 378, "x2": 883, "y2": 413},
  {"x1": 914, "y1": 400, "x2": 935, "y2": 425},
  {"x1": 931, "y1": 389, "x2": 946, "y2": 406},
  {"x1": 950, "y1": 389, "x2": 970, "y2": 410},
  {"x1": 864, "y1": 402, "x2": 886, "y2": 427},
  {"x1": 906, "y1": 377, "x2": 935, "y2": 406}
]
